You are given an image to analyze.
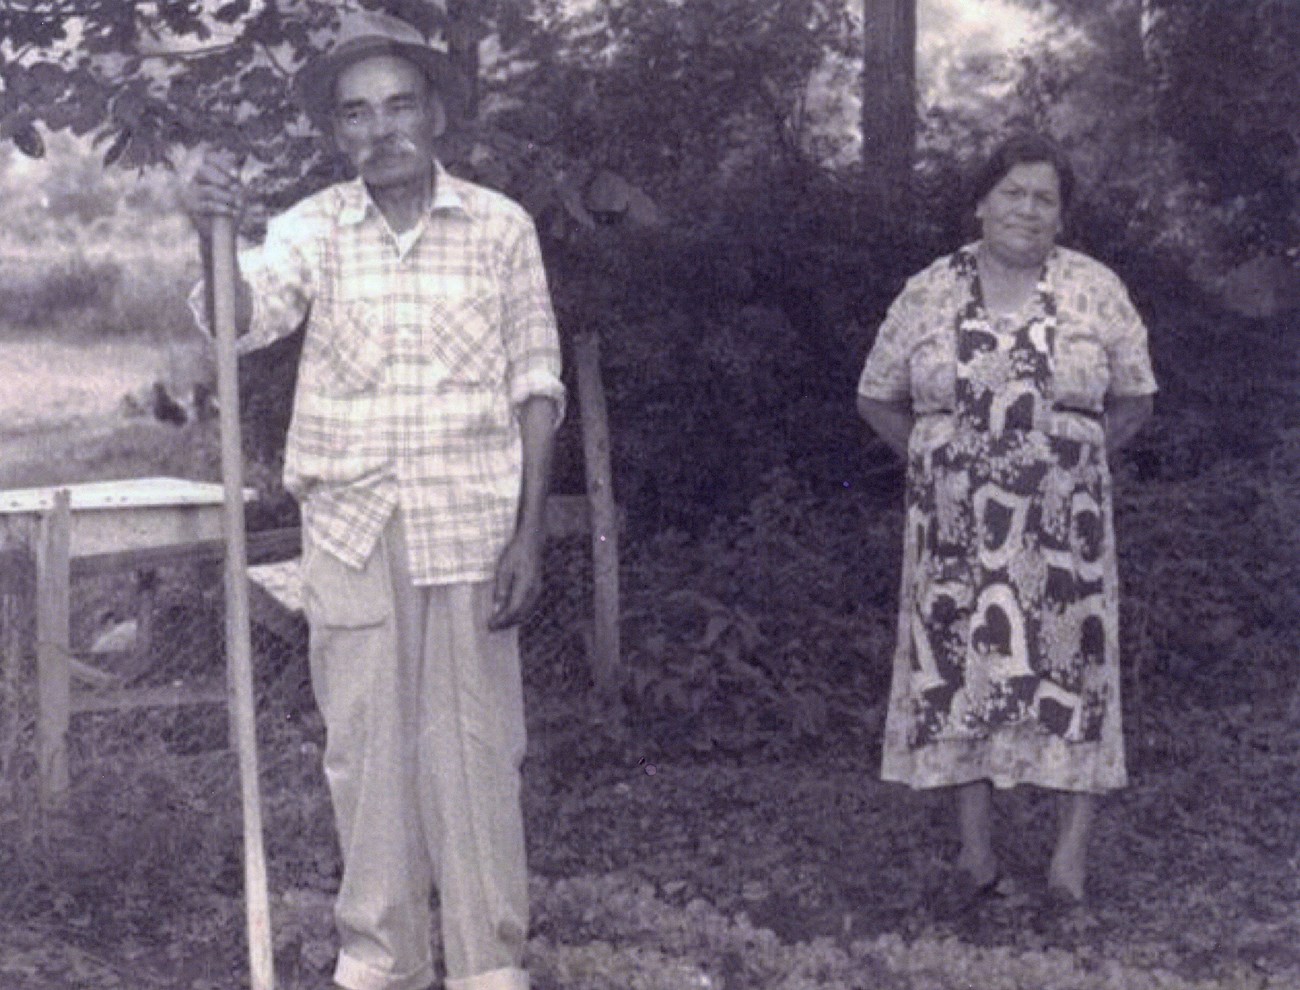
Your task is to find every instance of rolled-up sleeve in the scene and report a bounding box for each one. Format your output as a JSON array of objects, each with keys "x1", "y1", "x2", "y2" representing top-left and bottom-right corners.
[{"x1": 500, "y1": 217, "x2": 566, "y2": 423}]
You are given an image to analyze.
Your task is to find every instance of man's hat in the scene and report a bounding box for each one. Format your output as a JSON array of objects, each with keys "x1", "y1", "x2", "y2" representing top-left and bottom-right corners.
[{"x1": 294, "y1": 9, "x2": 464, "y2": 130}]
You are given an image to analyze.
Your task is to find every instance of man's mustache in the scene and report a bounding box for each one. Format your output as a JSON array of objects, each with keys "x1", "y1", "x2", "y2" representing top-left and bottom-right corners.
[{"x1": 354, "y1": 134, "x2": 420, "y2": 166}]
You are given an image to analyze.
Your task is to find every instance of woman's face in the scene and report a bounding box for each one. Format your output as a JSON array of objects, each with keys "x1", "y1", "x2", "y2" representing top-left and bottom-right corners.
[{"x1": 975, "y1": 162, "x2": 1063, "y2": 268}]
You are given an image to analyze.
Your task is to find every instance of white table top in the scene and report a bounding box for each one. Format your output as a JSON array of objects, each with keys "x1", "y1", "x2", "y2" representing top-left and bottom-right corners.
[{"x1": 0, "y1": 477, "x2": 255, "y2": 514}]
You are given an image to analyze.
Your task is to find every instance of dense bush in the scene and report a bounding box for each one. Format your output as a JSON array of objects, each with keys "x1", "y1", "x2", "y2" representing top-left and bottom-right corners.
[{"x1": 618, "y1": 469, "x2": 900, "y2": 755}]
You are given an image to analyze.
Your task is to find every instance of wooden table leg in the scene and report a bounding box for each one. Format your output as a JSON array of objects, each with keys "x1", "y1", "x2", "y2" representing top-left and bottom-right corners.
[
  {"x1": 0, "y1": 558, "x2": 30, "y2": 809},
  {"x1": 36, "y1": 489, "x2": 71, "y2": 808}
]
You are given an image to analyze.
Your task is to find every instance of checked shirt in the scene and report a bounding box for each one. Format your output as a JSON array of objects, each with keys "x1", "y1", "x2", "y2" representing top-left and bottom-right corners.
[{"x1": 208, "y1": 165, "x2": 564, "y2": 585}]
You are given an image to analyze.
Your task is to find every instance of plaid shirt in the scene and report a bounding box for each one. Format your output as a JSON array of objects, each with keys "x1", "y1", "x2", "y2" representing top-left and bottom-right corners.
[{"x1": 211, "y1": 166, "x2": 564, "y2": 585}]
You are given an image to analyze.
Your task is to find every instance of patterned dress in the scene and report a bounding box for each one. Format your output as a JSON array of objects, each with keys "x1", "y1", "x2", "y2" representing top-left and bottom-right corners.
[{"x1": 858, "y1": 245, "x2": 1157, "y2": 793}]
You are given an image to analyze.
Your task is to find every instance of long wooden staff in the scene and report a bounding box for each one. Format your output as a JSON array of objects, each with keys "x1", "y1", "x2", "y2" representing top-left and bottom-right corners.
[{"x1": 211, "y1": 211, "x2": 276, "y2": 990}]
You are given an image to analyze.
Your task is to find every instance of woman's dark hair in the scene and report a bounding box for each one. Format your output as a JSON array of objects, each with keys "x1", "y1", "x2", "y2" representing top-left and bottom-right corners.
[{"x1": 970, "y1": 132, "x2": 1076, "y2": 211}]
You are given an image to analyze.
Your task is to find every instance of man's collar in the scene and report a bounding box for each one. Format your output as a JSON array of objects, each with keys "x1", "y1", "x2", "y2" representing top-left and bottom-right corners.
[{"x1": 338, "y1": 161, "x2": 473, "y2": 225}]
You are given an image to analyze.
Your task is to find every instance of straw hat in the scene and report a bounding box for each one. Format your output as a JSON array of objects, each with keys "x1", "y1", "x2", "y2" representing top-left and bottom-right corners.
[{"x1": 295, "y1": 9, "x2": 464, "y2": 130}]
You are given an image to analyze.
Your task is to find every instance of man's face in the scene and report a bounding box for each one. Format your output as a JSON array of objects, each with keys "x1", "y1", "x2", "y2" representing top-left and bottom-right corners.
[{"x1": 332, "y1": 54, "x2": 444, "y2": 191}]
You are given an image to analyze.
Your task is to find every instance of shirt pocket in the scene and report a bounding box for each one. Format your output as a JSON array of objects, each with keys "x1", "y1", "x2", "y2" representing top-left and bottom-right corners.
[
  {"x1": 424, "y1": 381, "x2": 512, "y2": 448},
  {"x1": 309, "y1": 300, "x2": 388, "y2": 396},
  {"x1": 399, "y1": 276, "x2": 505, "y2": 386}
]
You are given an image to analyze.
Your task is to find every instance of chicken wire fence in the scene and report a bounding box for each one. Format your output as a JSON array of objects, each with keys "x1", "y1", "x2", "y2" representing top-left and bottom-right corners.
[{"x1": 0, "y1": 533, "x2": 595, "y2": 823}]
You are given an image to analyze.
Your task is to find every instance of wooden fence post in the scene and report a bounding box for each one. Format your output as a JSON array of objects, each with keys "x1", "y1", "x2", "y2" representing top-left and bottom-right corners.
[
  {"x1": 36, "y1": 488, "x2": 71, "y2": 808},
  {"x1": 574, "y1": 332, "x2": 621, "y2": 697}
]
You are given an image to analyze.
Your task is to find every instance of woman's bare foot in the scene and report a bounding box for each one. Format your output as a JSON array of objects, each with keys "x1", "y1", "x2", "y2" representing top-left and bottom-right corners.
[
  {"x1": 1046, "y1": 852, "x2": 1086, "y2": 902},
  {"x1": 956, "y1": 780, "x2": 999, "y2": 886},
  {"x1": 957, "y1": 849, "x2": 1000, "y2": 888},
  {"x1": 1048, "y1": 792, "x2": 1095, "y2": 901}
]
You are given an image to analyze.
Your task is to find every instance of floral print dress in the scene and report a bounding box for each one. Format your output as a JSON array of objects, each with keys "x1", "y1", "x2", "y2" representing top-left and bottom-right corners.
[{"x1": 858, "y1": 245, "x2": 1157, "y2": 793}]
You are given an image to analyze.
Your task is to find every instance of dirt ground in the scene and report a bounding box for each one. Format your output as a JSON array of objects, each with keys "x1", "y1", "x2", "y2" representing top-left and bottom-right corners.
[
  {"x1": 1, "y1": 679, "x2": 1296, "y2": 990},
  {"x1": 522, "y1": 687, "x2": 1300, "y2": 989}
]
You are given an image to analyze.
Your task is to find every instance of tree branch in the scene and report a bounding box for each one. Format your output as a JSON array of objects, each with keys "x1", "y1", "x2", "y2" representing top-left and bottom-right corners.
[
  {"x1": 135, "y1": 41, "x2": 242, "y2": 61},
  {"x1": 254, "y1": 41, "x2": 295, "y2": 80}
]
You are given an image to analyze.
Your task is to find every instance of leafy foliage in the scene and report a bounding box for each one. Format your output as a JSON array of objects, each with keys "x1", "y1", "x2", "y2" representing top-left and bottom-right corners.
[
  {"x1": 2, "y1": 2, "x2": 323, "y2": 162},
  {"x1": 0, "y1": 1, "x2": 487, "y2": 215},
  {"x1": 491, "y1": 0, "x2": 858, "y2": 196},
  {"x1": 1142, "y1": 0, "x2": 1300, "y2": 256},
  {"x1": 620, "y1": 470, "x2": 898, "y2": 754},
  {"x1": 991, "y1": 0, "x2": 1300, "y2": 268}
]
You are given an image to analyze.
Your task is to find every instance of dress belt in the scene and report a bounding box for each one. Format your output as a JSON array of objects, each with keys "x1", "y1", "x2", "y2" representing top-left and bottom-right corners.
[
  {"x1": 915, "y1": 406, "x2": 1103, "y2": 422},
  {"x1": 1052, "y1": 404, "x2": 1103, "y2": 421}
]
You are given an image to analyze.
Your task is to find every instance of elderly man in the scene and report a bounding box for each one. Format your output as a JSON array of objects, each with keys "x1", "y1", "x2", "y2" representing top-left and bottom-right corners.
[{"x1": 188, "y1": 11, "x2": 563, "y2": 990}]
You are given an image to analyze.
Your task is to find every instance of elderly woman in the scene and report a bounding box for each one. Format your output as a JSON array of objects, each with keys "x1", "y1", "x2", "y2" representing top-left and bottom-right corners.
[{"x1": 857, "y1": 133, "x2": 1155, "y2": 907}]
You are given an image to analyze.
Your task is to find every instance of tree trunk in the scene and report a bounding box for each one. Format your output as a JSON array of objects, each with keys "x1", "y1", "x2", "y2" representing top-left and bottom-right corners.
[
  {"x1": 446, "y1": 0, "x2": 482, "y2": 119},
  {"x1": 861, "y1": 0, "x2": 917, "y2": 227}
]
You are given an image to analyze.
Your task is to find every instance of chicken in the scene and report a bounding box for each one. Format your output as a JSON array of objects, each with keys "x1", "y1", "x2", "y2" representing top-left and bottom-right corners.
[{"x1": 150, "y1": 381, "x2": 188, "y2": 426}]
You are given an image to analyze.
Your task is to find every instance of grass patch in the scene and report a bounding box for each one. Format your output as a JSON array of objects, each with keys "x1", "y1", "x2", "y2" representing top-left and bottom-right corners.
[
  {"x1": 0, "y1": 420, "x2": 222, "y2": 491},
  {"x1": 0, "y1": 245, "x2": 200, "y2": 340},
  {"x1": 1, "y1": 332, "x2": 175, "y2": 431}
]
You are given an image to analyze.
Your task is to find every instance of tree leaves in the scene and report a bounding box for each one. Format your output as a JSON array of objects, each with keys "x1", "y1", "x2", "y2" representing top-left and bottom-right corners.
[
  {"x1": 1038, "y1": 0, "x2": 1300, "y2": 258},
  {"x1": 6, "y1": 120, "x2": 45, "y2": 159},
  {"x1": 0, "y1": 0, "x2": 317, "y2": 179},
  {"x1": 101, "y1": 129, "x2": 132, "y2": 168},
  {"x1": 213, "y1": 0, "x2": 253, "y2": 25},
  {"x1": 1, "y1": 0, "x2": 864, "y2": 243}
]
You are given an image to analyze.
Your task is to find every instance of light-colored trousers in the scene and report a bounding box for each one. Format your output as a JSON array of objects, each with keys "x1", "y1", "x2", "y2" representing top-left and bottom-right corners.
[{"x1": 302, "y1": 517, "x2": 530, "y2": 990}]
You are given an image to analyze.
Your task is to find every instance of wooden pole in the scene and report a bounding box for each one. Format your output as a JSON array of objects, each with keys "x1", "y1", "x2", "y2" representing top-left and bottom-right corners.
[
  {"x1": 573, "y1": 332, "x2": 620, "y2": 698},
  {"x1": 211, "y1": 213, "x2": 276, "y2": 990},
  {"x1": 35, "y1": 489, "x2": 71, "y2": 807}
]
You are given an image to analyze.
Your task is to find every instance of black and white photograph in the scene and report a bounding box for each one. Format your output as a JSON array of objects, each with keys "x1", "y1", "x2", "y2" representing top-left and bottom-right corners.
[{"x1": 0, "y1": 2, "x2": 1295, "y2": 988}]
